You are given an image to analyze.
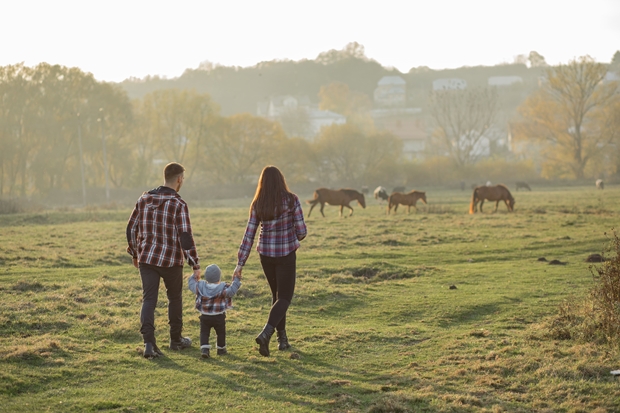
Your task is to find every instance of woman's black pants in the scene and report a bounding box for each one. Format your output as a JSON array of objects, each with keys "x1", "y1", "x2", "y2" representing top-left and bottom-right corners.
[{"x1": 259, "y1": 251, "x2": 296, "y2": 332}]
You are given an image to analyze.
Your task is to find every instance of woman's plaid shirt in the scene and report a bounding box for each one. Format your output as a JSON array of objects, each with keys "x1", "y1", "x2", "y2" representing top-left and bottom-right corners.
[
  {"x1": 126, "y1": 186, "x2": 200, "y2": 270},
  {"x1": 237, "y1": 194, "x2": 307, "y2": 266}
]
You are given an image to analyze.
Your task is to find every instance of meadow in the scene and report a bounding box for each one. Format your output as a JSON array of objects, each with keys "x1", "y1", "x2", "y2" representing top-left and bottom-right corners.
[{"x1": 1, "y1": 185, "x2": 619, "y2": 412}]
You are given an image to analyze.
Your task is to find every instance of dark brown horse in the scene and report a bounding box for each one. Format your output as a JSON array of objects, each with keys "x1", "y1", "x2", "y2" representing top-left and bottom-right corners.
[
  {"x1": 515, "y1": 181, "x2": 531, "y2": 191},
  {"x1": 307, "y1": 188, "x2": 366, "y2": 217},
  {"x1": 387, "y1": 191, "x2": 427, "y2": 214},
  {"x1": 469, "y1": 184, "x2": 515, "y2": 214}
]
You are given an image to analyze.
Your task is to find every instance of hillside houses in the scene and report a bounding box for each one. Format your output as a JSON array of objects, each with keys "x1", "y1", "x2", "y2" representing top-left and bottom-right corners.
[
  {"x1": 257, "y1": 72, "x2": 526, "y2": 160},
  {"x1": 256, "y1": 95, "x2": 345, "y2": 140}
]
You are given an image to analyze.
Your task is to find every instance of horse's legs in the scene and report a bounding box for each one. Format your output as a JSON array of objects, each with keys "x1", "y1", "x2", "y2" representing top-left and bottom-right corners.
[
  {"x1": 394, "y1": 203, "x2": 399, "y2": 213},
  {"x1": 308, "y1": 201, "x2": 316, "y2": 217},
  {"x1": 346, "y1": 205, "x2": 354, "y2": 217},
  {"x1": 319, "y1": 202, "x2": 325, "y2": 217},
  {"x1": 479, "y1": 200, "x2": 484, "y2": 213},
  {"x1": 339, "y1": 205, "x2": 344, "y2": 217},
  {"x1": 494, "y1": 200, "x2": 500, "y2": 212}
]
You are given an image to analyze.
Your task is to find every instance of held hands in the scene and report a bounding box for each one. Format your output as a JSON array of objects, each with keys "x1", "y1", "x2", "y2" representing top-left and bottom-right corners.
[
  {"x1": 193, "y1": 268, "x2": 201, "y2": 280},
  {"x1": 233, "y1": 264, "x2": 243, "y2": 280}
]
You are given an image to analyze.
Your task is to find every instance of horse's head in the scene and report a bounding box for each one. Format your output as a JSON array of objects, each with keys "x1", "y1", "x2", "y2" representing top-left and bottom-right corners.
[
  {"x1": 419, "y1": 192, "x2": 427, "y2": 204},
  {"x1": 508, "y1": 196, "x2": 515, "y2": 211},
  {"x1": 358, "y1": 193, "x2": 366, "y2": 208}
]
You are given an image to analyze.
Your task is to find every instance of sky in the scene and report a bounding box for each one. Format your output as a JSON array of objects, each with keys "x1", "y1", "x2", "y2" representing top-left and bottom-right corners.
[{"x1": 2, "y1": 0, "x2": 619, "y2": 83}]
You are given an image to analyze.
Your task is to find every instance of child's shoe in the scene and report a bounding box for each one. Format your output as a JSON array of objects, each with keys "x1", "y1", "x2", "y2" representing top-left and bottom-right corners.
[{"x1": 201, "y1": 345, "x2": 211, "y2": 359}]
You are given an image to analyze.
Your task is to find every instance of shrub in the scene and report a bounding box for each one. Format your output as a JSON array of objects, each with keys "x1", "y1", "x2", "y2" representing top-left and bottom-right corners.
[
  {"x1": 0, "y1": 199, "x2": 23, "y2": 214},
  {"x1": 589, "y1": 230, "x2": 620, "y2": 343},
  {"x1": 547, "y1": 229, "x2": 620, "y2": 347}
]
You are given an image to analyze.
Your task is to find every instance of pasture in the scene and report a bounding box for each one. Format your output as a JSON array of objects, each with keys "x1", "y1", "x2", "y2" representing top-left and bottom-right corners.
[{"x1": 1, "y1": 185, "x2": 619, "y2": 412}]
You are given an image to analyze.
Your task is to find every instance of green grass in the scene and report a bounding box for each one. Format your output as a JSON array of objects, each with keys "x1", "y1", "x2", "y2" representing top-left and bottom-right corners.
[{"x1": 1, "y1": 186, "x2": 620, "y2": 412}]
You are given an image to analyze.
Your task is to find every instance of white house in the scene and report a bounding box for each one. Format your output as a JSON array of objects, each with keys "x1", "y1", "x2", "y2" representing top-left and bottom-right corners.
[
  {"x1": 374, "y1": 76, "x2": 406, "y2": 107},
  {"x1": 256, "y1": 95, "x2": 345, "y2": 140}
]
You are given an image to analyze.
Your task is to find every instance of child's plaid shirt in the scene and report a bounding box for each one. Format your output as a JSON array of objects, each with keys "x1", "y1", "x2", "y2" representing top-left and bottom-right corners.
[{"x1": 189, "y1": 277, "x2": 241, "y2": 315}]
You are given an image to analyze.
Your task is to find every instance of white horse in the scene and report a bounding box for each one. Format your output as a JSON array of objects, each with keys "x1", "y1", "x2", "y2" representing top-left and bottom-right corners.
[
  {"x1": 374, "y1": 186, "x2": 388, "y2": 201},
  {"x1": 596, "y1": 179, "x2": 604, "y2": 190}
]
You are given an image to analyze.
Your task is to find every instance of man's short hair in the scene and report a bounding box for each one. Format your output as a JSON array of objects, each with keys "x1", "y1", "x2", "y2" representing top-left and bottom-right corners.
[{"x1": 164, "y1": 162, "x2": 185, "y2": 183}]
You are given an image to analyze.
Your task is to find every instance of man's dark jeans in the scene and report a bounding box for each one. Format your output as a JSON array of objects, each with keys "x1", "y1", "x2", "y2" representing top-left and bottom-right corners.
[{"x1": 139, "y1": 263, "x2": 184, "y2": 344}]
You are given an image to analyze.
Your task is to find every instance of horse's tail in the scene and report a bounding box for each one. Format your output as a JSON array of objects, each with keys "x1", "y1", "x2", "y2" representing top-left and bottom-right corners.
[
  {"x1": 469, "y1": 188, "x2": 478, "y2": 214},
  {"x1": 306, "y1": 191, "x2": 320, "y2": 206},
  {"x1": 387, "y1": 194, "x2": 393, "y2": 214}
]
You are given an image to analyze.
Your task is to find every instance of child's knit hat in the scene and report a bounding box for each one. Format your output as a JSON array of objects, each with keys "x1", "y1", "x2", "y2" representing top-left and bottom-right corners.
[{"x1": 204, "y1": 264, "x2": 221, "y2": 283}]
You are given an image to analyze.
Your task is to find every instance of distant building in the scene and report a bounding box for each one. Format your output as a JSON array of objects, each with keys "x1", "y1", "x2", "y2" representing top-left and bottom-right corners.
[
  {"x1": 374, "y1": 76, "x2": 406, "y2": 107},
  {"x1": 605, "y1": 71, "x2": 620, "y2": 83},
  {"x1": 371, "y1": 108, "x2": 426, "y2": 160},
  {"x1": 256, "y1": 95, "x2": 345, "y2": 140},
  {"x1": 432, "y1": 78, "x2": 467, "y2": 90},
  {"x1": 488, "y1": 76, "x2": 523, "y2": 86}
]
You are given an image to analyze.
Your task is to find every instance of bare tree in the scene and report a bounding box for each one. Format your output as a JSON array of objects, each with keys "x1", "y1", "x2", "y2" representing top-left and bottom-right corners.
[
  {"x1": 427, "y1": 87, "x2": 498, "y2": 167},
  {"x1": 515, "y1": 56, "x2": 619, "y2": 179}
]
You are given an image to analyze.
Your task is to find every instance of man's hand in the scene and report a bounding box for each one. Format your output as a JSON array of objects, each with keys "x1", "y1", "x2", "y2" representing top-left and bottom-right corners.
[
  {"x1": 132, "y1": 257, "x2": 139, "y2": 269},
  {"x1": 233, "y1": 265, "x2": 243, "y2": 278},
  {"x1": 193, "y1": 268, "x2": 201, "y2": 280},
  {"x1": 233, "y1": 272, "x2": 242, "y2": 281}
]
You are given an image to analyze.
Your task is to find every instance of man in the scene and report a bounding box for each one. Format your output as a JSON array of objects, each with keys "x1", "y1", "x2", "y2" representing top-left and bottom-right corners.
[{"x1": 126, "y1": 162, "x2": 201, "y2": 359}]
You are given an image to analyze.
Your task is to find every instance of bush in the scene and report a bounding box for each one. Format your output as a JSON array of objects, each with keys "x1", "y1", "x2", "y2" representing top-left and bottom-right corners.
[
  {"x1": 589, "y1": 230, "x2": 620, "y2": 343},
  {"x1": 547, "y1": 229, "x2": 620, "y2": 347},
  {"x1": 0, "y1": 199, "x2": 25, "y2": 214}
]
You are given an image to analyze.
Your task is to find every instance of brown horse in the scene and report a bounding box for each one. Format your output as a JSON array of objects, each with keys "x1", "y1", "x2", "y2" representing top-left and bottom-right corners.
[
  {"x1": 515, "y1": 181, "x2": 531, "y2": 191},
  {"x1": 387, "y1": 191, "x2": 427, "y2": 214},
  {"x1": 306, "y1": 188, "x2": 366, "y2": 217},
  {"x1": 469, "y1": 184, "x2": 515, "y2": 214}
]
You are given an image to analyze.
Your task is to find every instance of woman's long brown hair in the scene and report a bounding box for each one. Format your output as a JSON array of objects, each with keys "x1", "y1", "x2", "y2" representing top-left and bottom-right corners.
[{"x1": 250, "y1": 166, "x2": 294, "y2": 221}]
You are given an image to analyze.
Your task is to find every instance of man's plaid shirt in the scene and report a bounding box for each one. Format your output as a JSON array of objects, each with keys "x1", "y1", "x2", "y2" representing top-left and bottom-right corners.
[
  {"x1": 126, "y1": 186, "x2": 200, "y2": 270},
  {"x1": 237, "y1": 194, "x2": 307, "y2": 266}
]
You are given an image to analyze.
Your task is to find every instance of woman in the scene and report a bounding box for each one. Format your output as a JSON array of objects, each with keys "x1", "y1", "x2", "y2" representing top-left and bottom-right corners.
[{"x1": 234, "y1": 166, "x2": 307, "y2": 357}]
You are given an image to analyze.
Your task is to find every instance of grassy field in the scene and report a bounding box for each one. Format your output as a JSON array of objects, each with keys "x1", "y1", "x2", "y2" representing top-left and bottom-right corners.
[{"x1": 1, "y1": 186, "x2": 619, "y2": 412}]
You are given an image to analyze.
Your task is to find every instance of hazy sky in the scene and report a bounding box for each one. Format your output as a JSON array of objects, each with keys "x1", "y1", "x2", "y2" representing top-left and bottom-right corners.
[{"x1": 3, "y1": 0, "x2": 619, "y2": 82}]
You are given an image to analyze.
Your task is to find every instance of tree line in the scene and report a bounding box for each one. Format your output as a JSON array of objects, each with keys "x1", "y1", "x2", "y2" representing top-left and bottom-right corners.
[
  {"x1": 1, "y1": 54, "x2": 619, "y2": 202},
  {"x1": 0, "y1": 62, "x2": 403, "y2": 200}
]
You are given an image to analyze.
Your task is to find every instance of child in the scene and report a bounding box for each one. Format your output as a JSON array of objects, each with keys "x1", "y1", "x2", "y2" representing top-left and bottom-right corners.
[{"x1": 188, "y1": 264, "x2": 241, "y2": 358}]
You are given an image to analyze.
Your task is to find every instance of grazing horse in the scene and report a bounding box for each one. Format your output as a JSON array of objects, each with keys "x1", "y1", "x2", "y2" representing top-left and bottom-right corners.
[
  {"x1": 516, "y1": 181, "x2": 531, "y2": 191},
  {"x1": 387, "y1": 191, "x2": 427, "y2": 214},
  {"x1": 596, "y1": 179, "x2": 604, "y2": 190},
  {"x1": 469, "y1": 184, "x2": 515, "y2": 214},
  {"x1": 374, "y1": 186, "x2": 389, "y2": 201},
  {"x1": 307, "y1": 188, "x2": 366, "y2": 217}
]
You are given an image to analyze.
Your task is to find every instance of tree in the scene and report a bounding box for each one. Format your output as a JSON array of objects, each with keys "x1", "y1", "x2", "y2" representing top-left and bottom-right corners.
[
  {"x1": 278, "y1": 107, "x2": 311, "y2": 138},
  {"x1": 318, "y1": 82, "x2": 372, "y2": 116},
  {"x1": 205, "y1": 114, "x2": 287, "y2": 184},
  {"x1": 312, "y1": 123, "x2": 402, "y2": 185},
  {"x1": 514, "y1": 56, "x2": 619, "y2": 179},
  {"x1": 315, "y1": 42, "x2": 369, "y2": 65},
  {"x1": 318, "y1": 82, "x2": 373, "y2": 130},
  {"x1": 0, "y1": 63, "x2": 133, "y2": 198},
  {"x1": 528, "y1": 51, "x2": 548, "y2": 68},
  {"x1": 427, "y1": 87, "x2": 498, "y2": 167}
]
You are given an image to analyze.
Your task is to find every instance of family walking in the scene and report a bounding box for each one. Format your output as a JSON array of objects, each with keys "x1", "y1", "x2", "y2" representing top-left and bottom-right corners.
[{"x1": 126, "y1": 163, "x2": 307, "y2": 359}]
